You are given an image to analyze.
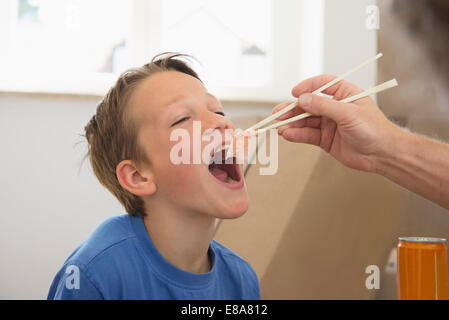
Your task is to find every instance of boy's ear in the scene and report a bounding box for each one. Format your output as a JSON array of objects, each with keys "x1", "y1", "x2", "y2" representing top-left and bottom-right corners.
[{"x1": 116, "y1": 160, "x2": 156, "y2": 196}]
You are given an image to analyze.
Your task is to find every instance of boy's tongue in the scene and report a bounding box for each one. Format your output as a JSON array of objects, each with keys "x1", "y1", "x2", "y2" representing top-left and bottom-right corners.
[{"x1": 209, "y1": 167, "x2": 229, "y2": 182}]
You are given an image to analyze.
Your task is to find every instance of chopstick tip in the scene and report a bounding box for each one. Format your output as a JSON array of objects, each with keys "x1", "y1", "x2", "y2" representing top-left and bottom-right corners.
[{"x1": 234, "y1": 129, "x2": 257, "y2": 139}]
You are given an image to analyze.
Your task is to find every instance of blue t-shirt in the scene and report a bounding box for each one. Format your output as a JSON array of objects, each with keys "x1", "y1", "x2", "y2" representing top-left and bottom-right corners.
[{"x1": 47, "y1": 215, "x2": 260, "y2": 300}]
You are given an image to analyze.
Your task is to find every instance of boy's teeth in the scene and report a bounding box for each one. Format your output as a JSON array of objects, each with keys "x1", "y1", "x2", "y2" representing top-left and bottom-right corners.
[
  {"x1": 209, "y1": 167, "x2": 228, "y2": 181},
  {"x1": 226, "y1": 176, "x2": 238, "y2": 184}
]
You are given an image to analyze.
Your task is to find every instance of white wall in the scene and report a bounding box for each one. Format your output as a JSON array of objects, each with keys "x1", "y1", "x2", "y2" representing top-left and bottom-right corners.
[
  {"x1": 323, "y1": 0, "x2": 378, "y2": 91},
  {"x1": 298, "y1": 0, "x2": 377, "y2": 91},
  {"x1": 0, "y1": 94, "x2": 122, "y2": 299}
]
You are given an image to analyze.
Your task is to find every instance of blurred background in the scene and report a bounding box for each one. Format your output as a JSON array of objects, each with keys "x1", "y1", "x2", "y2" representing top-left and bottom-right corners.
[{"x1": 0, "y1": 0, "x2": 448, "y2": 299}]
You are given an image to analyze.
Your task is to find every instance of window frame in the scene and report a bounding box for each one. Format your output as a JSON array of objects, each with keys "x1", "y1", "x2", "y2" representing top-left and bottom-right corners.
[{"x1": 0, "y1": 0, "x2": 320, "y2": 103}]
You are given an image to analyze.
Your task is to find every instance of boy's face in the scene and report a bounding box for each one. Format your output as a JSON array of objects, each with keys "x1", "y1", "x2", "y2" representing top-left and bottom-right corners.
[{"x1": 129, "y1": 71, "x2": 248, "y2": 219}]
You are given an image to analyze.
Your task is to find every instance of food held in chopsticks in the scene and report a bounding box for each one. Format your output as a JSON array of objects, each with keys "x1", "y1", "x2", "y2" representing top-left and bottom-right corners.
[{"x1": 209, "y1": 129, "x2": 258, "y2": 164}]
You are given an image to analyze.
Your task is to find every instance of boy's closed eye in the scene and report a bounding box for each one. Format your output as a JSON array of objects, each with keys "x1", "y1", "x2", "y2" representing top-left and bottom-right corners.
[
  {"x1": 170, "y1": 111, "x2": 226, "y2": 127},
  {"x1": 171, "y1": 116, "x2": 190, "y2": 127}
]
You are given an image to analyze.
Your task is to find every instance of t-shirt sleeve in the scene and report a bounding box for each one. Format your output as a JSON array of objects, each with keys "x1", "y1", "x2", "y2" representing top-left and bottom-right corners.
[
  {"x1": 47, "y1": 263, "x2": 103, "y2": 300},
  {"x1": 248, "y1": 264, "x2": 261, "y2": 299}
]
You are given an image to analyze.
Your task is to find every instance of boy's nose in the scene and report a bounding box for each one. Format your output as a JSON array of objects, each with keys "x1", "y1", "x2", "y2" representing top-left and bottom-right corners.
[{"x1": 205, "y1": 112, "x2": 235, "y2": 133}]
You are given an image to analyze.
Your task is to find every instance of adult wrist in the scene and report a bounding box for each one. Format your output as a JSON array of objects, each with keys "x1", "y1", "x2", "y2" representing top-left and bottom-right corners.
[{"x1": 372, "y1": 125, "x2": 412, "y2": 177}]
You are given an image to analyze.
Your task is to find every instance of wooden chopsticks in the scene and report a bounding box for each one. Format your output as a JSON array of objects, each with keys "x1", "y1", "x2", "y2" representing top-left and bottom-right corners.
[{"x1": 241, "y1": 53, "x2": 398, "y2": 136}]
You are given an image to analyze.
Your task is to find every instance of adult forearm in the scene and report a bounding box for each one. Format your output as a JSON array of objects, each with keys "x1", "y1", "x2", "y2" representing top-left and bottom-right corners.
[{"x1": 374, "y1": 128, "x2": 449, "y2": 210}]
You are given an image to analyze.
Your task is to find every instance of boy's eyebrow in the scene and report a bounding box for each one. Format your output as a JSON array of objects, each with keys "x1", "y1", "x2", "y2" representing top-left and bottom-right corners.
[
  {"x1": 165, "y1": 95, "x2": 189, "y2": 109},
  {"x1": 206, "y1": 93, "x2": 219, "y2": 101},
  {"x1": 166, "y1": 92, "x2": 218, "y2": 109}
]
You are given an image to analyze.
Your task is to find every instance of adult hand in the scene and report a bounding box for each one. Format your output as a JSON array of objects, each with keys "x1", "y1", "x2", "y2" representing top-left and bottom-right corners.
[{"x1": 273, "y1": 74, "x2": 401, "y2": 173}]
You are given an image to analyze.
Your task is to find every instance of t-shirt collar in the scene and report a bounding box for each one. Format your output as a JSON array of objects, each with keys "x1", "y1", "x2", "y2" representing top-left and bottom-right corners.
[{"x1": 129, "y1": 215, "x2": 217, "y2": 289}]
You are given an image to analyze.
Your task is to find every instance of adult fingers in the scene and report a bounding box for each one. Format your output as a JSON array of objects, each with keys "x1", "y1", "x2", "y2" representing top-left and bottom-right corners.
[
  {"x1": 280, "y1": 127, "x2": 321, "y2": 147},
  {"x1": 271, "y1": 101, "x2": 298, "y2": 121},
  {"x1": 298, "y1": 93, "x2": 356, "y2": 124},
  {"x1": 278, "y1": 116, "x2": 322, "y2": 135}
]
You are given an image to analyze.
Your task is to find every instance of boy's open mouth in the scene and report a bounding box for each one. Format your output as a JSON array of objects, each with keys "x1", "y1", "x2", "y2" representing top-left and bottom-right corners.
[{"x1": 208, "y1": 149, "x2": 242, "y2": 187}]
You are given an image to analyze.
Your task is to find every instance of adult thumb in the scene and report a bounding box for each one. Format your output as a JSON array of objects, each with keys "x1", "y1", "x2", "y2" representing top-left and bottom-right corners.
[{"x1": 298, "y1": 93, "x2": 354, "y2": 123}]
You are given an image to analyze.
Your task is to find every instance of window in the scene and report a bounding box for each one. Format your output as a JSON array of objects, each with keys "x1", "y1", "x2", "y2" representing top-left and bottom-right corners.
[
  {"x1": 15, "y1": 0, "x2": 133, "y2": 75},
  {"x1": 160, "y1": 0, "x2": 271, "y2": 89},
  {"x1": 0, "y1": 0, "x2": 309, "y2": 101},
  {"x1": 0, "y1": 0, "x2": 133, "y2": 94}
]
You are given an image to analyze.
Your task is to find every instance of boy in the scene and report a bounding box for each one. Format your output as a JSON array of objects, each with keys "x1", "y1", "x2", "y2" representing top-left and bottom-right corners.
[{"x1": 47, "y1": 53, "x2": 260, "y2": 299}]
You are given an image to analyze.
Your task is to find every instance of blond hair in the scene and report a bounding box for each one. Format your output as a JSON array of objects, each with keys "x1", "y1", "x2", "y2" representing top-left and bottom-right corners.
[{"x1": 84, "y1": 53, "x2": 201, "y2": 217}]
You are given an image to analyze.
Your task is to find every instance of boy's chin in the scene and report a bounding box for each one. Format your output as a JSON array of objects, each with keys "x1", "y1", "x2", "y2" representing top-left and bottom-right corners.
[{"x1": 215, "y1": 200, "x2": 249, "y2": 219}]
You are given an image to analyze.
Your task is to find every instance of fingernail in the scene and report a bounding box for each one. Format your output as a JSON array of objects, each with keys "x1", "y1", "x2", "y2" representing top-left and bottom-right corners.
[{"x1": 299, "y1": 94, "x2": 312, "y2": 107}]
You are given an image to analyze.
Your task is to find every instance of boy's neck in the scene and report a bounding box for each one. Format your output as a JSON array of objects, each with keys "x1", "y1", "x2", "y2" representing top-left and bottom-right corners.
[{"x1": 142, "y1": 202, "x2": 216, "y2": 274}]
